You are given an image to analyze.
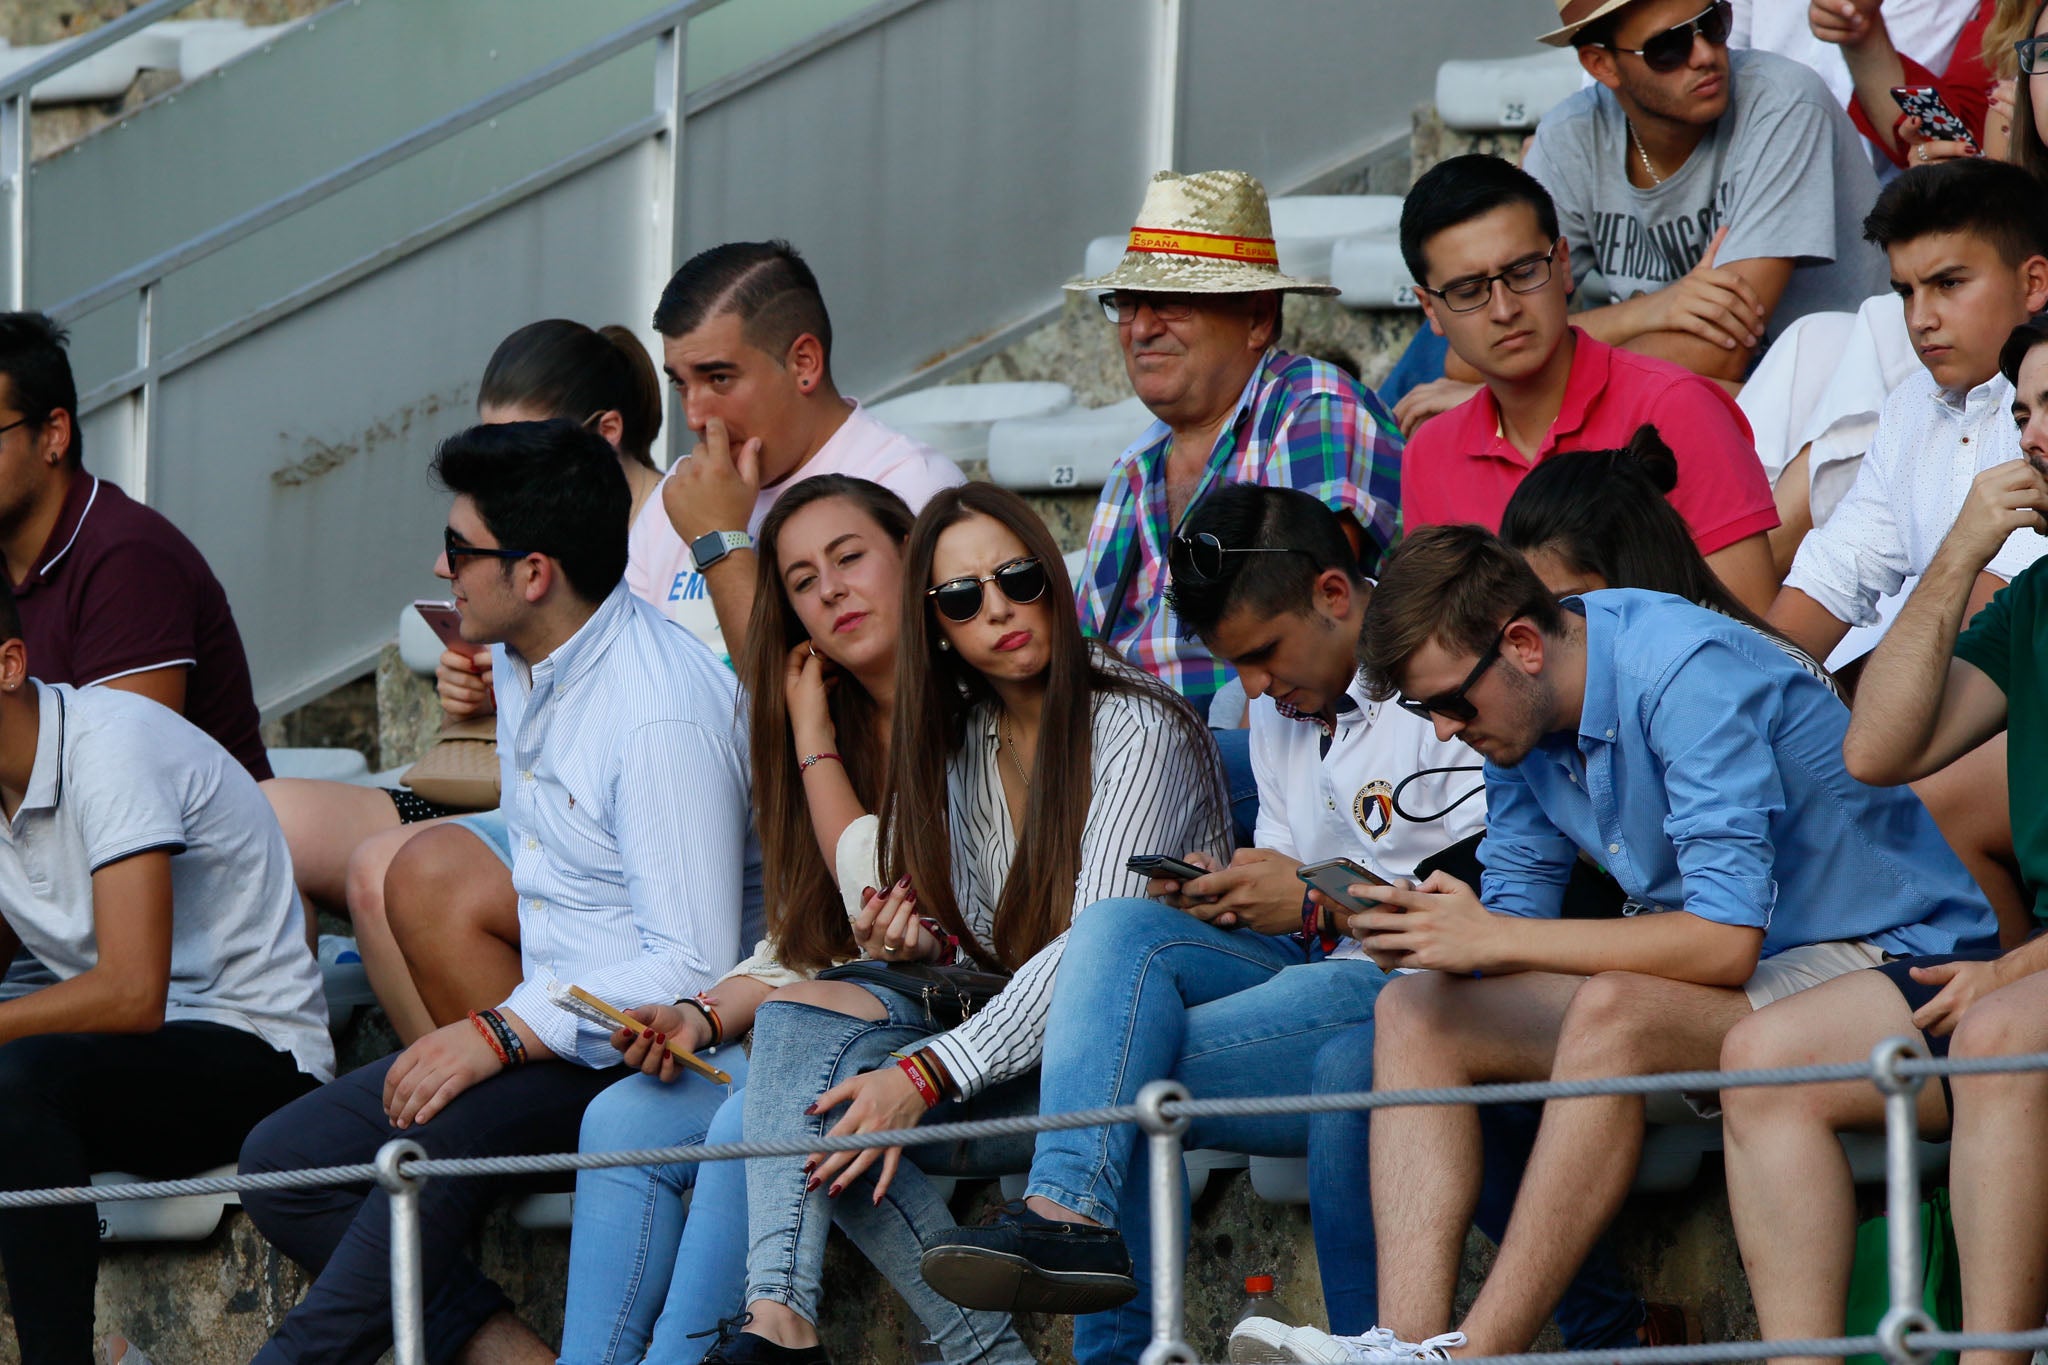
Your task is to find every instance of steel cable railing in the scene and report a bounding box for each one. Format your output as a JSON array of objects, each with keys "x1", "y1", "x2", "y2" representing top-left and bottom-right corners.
[{"x1": 14, "y1": 1038, "x2": 2048, "y2": 1365}]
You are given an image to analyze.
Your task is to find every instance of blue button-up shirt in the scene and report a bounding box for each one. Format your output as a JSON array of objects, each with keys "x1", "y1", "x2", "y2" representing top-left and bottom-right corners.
[
  {"x1": 494, "y1": 582, "x2": 765, "y2": 1066},
  {"x1": 1478, "y1": 590, "x2": 1994, "y2": 960}
]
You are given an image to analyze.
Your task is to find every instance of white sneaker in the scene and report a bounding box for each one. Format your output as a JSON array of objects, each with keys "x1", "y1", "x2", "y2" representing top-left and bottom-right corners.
[
  {"x1": 1228, "y1": 1316, "x2": 1300, "y2": 1363},
  {"x1": 1263, "y1": 1324, "x2": 1467, "y2": 1364}
]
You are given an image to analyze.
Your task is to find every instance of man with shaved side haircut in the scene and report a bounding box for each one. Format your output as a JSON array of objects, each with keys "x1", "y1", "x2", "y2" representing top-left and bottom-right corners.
[{"x1": 635, "y1": 240, "x2": 963, "y2": 662}]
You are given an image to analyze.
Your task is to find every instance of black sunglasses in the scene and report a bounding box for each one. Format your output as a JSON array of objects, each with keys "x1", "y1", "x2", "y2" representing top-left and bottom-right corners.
[
  {"x1": 1397, "y1": 619, "x2": 1514, "y2": 724},
  {"x1": 444, "y1": 526, "x2": 533, "y2": 567},
  {"x1": 1170, "y1": 531, "x2": 1310, "y2": 584},
  {"x1": 1599, "y1": 0, "x2": 1731, "y2": 73},
  {"x1": 926, "y1": 557, "x2": 1048, "y2": 623}
]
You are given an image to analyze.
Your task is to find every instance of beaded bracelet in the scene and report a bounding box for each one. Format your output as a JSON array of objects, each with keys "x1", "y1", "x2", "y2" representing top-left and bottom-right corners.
[
  {"x1": 679, "y1": 993, "x2": 724, "y2": 1049},
  {"x1": 468, "y1": 1009, "x2": 510, "y2": 1067},
  {"x1": 799, "y1": 751, "x2": 842, "y2": 772}
]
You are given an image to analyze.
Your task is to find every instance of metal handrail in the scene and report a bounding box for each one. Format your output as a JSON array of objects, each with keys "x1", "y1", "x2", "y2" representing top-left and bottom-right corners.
[{"x1": 47, "y1": 0, "x2": 705, "y2": 324}]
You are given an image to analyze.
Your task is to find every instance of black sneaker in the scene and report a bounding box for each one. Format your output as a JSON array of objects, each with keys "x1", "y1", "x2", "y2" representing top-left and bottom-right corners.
[
  {"x1": 919, "y1": 1200, "x2": 1137, "y2": 1314},
  {"x1": 696, "y1": 1327, "x2": 830, "y2": 1365}
]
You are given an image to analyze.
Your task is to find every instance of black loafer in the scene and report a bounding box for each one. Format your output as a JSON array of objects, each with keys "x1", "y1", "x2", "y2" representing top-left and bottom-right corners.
[
  {"x1": 919, "y1": 1200, "x2": 1138, "y2": 1315},
  {"x1": 696, "y1": 1321, "x2": 831, "y2": 1365}
]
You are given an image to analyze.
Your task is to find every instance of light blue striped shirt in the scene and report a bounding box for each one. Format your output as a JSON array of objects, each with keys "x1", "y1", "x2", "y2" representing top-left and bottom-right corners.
[{"x1": 493, "y1": 582, "x2": 765, "y2": 1067}]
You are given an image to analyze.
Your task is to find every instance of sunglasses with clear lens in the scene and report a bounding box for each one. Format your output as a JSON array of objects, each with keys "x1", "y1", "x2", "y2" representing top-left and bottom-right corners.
[
  {"x1": 1422, "y1": 240, "x2": 1563, "y2": 313},
  {"x1": 926, "y1": 557, "x2": 1049, "y2": 623},
  {"x1": 1395, "y1": 620, "x2": 1512, "y2": 724},
  {"x1": 444, "y1": 526, "x2": 533, "y2": 567},
  {"x1": 1602, "y1": 0, "x2": 1732, "y2": 73},
  {"x1": 1169, "y1": 531, "x2": 1309, "y2": 584},
  {"x1": 1101, "y1": 292, "x2": 1200, "y2": 325},
  {"x1": 2019, "y1": 34, "x2": 2048, "y2": 76}
]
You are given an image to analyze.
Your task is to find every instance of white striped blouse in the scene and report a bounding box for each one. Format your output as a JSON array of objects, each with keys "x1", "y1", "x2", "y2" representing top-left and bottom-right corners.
[{"x1": 922, "y1": 656, "x2": 1231, "y2": 1099}]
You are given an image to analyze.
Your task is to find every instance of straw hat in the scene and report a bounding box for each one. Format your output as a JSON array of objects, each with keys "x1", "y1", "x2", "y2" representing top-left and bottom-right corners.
[
  {"x1": 1539, "y1": 0, "x2": 1638, "y2": 46},
  {"x1": 1066, "y1": 169, "x2": 1337, "y2": 297}
]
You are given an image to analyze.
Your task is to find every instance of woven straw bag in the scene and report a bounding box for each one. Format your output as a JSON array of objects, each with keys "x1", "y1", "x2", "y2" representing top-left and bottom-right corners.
[{"x1": 399, "y1": 716, "x2": 499, "y2": 811}]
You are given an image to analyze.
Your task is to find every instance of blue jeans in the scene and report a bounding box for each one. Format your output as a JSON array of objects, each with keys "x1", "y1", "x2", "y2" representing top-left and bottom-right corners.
[
  {"x1": 560, "y1": 1054, "x2": 750, "y2": 1365},
  {"x1": 1212, "y1": 727, "x2": 1260, "y2": 850},
  {"x1": 1020, "y1": 898, "x2": 1385, "y2": 1363},
  {"x1": 742, "y1": 991, "x2": 1041, "y2": 1365},
  {"x1": 1309, "y1": 1024, "x2": 1643, "y2": 1347}
]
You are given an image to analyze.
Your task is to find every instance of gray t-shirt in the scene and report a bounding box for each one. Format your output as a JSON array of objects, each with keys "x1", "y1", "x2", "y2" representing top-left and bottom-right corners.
[
  {"x1": 0, "y1": 683, "x2": 332, "y2": 1079},
  {"x1": 1523, "y1": 48, "x2": 1888, "y2": 339}
]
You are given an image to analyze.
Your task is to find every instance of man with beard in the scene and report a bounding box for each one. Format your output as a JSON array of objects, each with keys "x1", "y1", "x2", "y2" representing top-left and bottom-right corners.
[{"x1": 1241, "y1": 523, "x2": 1995, "y2": 1364}]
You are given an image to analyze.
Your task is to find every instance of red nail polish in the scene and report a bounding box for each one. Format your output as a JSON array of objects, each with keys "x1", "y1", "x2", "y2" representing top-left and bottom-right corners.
[
  {"x1": 803, "y1": 1159, "x2": 816, "y2": 1174},
  {"x1": 828, "y1": 1184, "x2": 842, "y2": 1198},
  {"x1": 656, "y1": 1034, "x2": 666, "y2": 1045},
  {"x1": 642, "y1": 1029, "x2": 654, "y2": 1040},
  {"x1": 805, "y1": 1176, "x2": 821, "y2": 1192},
  {"x1": 803, "y1": 1102, "x2": 818, "y2": 1115}
]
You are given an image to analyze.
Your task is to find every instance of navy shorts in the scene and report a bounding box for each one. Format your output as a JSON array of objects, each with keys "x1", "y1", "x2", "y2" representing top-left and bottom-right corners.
[{"x1": 1872, "y1": 947, "x2": 2006, "y2": 1119}]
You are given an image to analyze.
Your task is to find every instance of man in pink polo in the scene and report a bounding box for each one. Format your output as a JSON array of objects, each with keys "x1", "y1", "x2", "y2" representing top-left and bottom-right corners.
[{"x1": 1397, "y1": 155, "x2": 1779, "y2": 612}]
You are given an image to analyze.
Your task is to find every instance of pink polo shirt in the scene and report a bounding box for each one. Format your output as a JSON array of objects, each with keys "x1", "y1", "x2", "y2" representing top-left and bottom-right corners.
[
  {"x1": 625, "y1": 400, "x2": 965, "y2": 661},
  {"x1": 1400, "y1": 330, "x2": 1778, "y2": 556}
]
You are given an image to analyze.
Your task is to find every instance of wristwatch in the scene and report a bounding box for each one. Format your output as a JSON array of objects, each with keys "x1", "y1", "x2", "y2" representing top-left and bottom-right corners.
[{"x1": 688, "y1": 530, "x2": 754, "y2": 572}]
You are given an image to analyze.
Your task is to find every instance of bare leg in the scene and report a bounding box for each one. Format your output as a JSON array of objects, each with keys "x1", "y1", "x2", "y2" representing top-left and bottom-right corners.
[
  {"x1": 1949, "y1": 969, "x2": 2048, "y2": 1365},
  {"x1": 453, "y1": 1308, "x2": 555, "y2": 1365},
  {"x1": 1720, "y1": 971, "x2": 1946, "y2": 1365},
  {"x1": 345, "y1": 817, "x2": 459, "y2": 1043},
  {"x1": 1456, "y1": 973, "x2": 1754, "y2": 1355},
  {"x1": 739, "y1": 979, "x2": 892, "y2": 1352},
  {"x1": 384, "y1": 825, "x2": 521, "y2": 1029},
  {"x1": 1372, "y1": 971, "x2": 1583, "y2": 1342},
  {"x1": 261, "y1": 778, "x2": 402, "y2": 944},
  {"x1": 1913, "y1": 736, "x2": 2027, "y2": 946}
]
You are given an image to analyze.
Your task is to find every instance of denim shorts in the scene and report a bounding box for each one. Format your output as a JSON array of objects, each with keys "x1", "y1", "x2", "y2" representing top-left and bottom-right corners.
[{"x1": 450, "y1": 807, "x2": 512, "y2": 868}]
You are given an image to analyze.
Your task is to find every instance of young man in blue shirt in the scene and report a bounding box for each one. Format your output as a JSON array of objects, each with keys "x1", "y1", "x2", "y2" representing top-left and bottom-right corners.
[{"x1": 1236, "y1": 524, "x2": 1995, "y2": 1364}]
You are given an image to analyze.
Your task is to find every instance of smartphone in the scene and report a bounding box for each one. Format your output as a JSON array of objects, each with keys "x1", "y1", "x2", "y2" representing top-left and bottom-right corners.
[
  {"x1": 1296, "y1": 856, "x2": 1390, "y2": 916},
  {"x1": 413, "y1": 598, "x2": 471, "y2": 651},
  {"x1": 1891, "y1": 86, "x2": 1978, "y2": 153},
  {"x1": 1127, "y1": 853, "x2": 1209, "y2": 882}
]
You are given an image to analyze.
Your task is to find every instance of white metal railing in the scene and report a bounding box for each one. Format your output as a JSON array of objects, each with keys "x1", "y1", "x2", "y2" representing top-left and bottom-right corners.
[{"x1": 26, "y1": 1039, "x2": 2048, "y2": 1365}]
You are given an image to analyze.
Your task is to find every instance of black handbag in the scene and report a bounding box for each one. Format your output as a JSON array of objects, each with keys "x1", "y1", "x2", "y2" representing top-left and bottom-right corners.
[{"x1": 815, "y1": 960, "x2": 1010, "y2": 1031}]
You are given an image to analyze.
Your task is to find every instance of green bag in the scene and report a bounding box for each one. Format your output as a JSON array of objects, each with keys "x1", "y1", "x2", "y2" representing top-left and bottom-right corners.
[{"x1": 1844, "y1": 1186, "x2": 1962, "y2": 1365}]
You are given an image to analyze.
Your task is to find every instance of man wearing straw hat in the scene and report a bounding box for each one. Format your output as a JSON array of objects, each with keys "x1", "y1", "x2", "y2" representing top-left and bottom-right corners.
[{"x1": 1072, "y1": 169, "x2": 1403, "y2": 726}]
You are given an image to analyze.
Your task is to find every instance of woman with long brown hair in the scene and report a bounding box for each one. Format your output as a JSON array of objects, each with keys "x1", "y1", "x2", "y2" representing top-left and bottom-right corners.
[
  {"x1": 560, "y1": 475, "x2": 917, "y2": 1364},
  {"x1": 702, "y1": 483, "x2": 1228, "y2": 1365}
]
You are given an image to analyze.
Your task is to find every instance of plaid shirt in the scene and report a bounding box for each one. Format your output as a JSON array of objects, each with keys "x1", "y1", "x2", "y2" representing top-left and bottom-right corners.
[{"x1": 1076, "y1": 347, "x2": 1403, "y2": 706}]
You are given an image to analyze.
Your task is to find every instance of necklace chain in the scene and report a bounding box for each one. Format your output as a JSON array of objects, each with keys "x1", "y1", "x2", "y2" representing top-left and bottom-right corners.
[
  {"x1": 1627, "y1": 119, "x2": 1664, "y2": 186},
  {"x1": 999, "y1": 713, "x2": 1032, "y2": 791}
]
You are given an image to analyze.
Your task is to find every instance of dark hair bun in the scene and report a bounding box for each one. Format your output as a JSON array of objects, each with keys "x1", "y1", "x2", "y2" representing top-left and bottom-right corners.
[{"x1": 1621, "y1": 423, "x2": 1678, "y2": 495}]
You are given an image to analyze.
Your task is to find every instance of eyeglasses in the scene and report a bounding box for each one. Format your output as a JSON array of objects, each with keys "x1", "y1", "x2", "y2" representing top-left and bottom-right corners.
[
  {"x1": 1169, "y1": 531, "x2": 1311, "y2": 584},
  {"x1": 1396, "y1": 619, "x2": 1514, "y2": 724},
  {"x1": 1420, "y1": 240, "x2": 1563, "y2": 313},
  {"x1": 0, "y1": 416, "x2": 29, "y2": 439},
  {"x1": 443, "y1": 526, "x2": 534, "y2": 568},
  {"x1": 926, "y1": 556, "x2": 1048, "y2": 623},
  {"x1": 2019, "y1": 34, "x2": 2048, "y2": 76},
  {"x1": 1598, "y1": 0, "x2": 1732, "y2": 73},
  {"x1": 1100, "y1": 291, "x2": 1200, "y2": 325}
]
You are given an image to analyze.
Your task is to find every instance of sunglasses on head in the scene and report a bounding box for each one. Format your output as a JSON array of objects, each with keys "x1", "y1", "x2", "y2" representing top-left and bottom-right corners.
[
  {"x1": 444, "y1": 525, "x2": 533, "y2": 567},
  {"x1": 1598, "y1": 0, "x2": 1732, "y2": 73},
  {"x1": 926, "y1": 556, "x2": 1048, "y2": 623},
  {"x1": 1169, "y1": 531, "x2": 1310, "y2": 584},
  {"x1": 1396, "y1": 618, "x2": 1515, "y2": 724}
]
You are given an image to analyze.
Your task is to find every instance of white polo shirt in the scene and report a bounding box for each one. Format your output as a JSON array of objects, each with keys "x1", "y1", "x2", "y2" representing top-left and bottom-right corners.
[
  {"x1": 0, "y1": 682, "x2": 333, "y2": 1079},
  {"x1": 1250, "y1": 677, "x2": 1489, "y2": 959}
]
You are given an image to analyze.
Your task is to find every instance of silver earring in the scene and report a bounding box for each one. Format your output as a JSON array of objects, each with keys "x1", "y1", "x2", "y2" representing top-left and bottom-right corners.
[{"x1": 938, "y1": 638, "x2": 952, "y2": 652}]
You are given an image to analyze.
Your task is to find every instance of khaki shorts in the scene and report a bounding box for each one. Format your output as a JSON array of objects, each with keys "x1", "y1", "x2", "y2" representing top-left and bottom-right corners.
[{"x1": 1649, "y1": 937, "x2": 1891, "y2": 1122}]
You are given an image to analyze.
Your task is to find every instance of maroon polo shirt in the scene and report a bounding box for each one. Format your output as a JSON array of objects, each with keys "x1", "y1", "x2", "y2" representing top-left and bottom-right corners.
[{"x1": 12, "y1": 473, "x2": 270, "y2": 780}]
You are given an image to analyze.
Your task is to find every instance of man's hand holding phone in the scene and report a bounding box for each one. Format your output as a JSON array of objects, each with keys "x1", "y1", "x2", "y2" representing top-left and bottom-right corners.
[
  {"x1": 1345, "y1": 871, "x2": 1505, "y2": 976},
  {"x1": 1146, "y1": 849, "x2": 1305, "y2": 934}
]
